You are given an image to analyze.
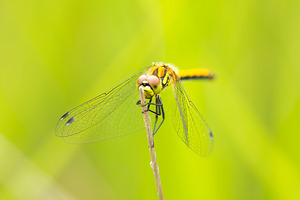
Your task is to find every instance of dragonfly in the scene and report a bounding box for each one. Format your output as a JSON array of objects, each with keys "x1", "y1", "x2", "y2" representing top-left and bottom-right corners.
[{"x1": 56, "y1": 63, "x2": 214, "y2": 156}]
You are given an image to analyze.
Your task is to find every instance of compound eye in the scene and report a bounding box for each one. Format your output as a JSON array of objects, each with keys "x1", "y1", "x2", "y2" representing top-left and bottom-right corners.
[
  {"x1": 148, "y1": 75, "x2": 160, "y2": 87},
  {"x1": 137, "y1": 75, "x2": 147, "y2": 85}
]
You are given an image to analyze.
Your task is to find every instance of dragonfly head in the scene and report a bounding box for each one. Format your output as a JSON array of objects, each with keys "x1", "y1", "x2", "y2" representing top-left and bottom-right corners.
[{"x1": 137, "y1": 75, "x2": 162, "y2": 99}]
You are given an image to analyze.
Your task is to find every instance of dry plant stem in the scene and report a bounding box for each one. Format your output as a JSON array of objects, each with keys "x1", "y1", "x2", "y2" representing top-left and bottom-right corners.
[{"x1": 139, "y1": 87, "x2": 164, "y2": 200}]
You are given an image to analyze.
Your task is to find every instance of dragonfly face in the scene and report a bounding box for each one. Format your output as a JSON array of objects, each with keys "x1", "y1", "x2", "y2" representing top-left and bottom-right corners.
[
  {"x1": 56, "y1": 62, "x2": 214, "y2": 156},
  {"x1": 136, "y1": 75, "x2": 161, "y2": 99}
]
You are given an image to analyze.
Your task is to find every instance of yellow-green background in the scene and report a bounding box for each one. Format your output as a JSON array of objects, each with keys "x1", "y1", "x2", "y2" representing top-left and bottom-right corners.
[{"x1": 1, "y1": 0, "x2": 300, "y2": 199}]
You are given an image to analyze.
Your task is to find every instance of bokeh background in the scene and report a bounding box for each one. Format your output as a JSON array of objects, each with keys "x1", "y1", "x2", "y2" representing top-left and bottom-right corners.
[{"x1": 1, "y1": 0, "x2": 300, "y2": 199}]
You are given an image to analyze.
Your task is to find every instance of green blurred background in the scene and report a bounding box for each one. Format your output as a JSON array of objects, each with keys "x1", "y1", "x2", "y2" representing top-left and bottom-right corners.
[{"x1": 1, "y1": 0, "x2": 300, "y2": 199}]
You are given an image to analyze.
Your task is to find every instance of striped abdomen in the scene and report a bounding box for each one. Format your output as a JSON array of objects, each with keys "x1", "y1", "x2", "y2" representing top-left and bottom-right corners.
[{"x1": 179, "y1": 68, "x2": 214, "y2": 80}]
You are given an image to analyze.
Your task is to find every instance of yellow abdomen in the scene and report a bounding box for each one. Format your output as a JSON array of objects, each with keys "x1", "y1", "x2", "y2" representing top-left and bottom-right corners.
[{"x1": 179, "y1": 68, "x2": 214, "y2": 80}]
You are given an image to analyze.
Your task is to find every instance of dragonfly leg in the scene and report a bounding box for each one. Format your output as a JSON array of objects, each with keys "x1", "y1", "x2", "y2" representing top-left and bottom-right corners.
[
  {"x1": 152, "y1": 95, "x2": 165, "y2": 137},
  {"x1": 152, "y1": 100, "x2": 160, "y2": 137},
  {"x1": 145, "y1": 98, "x2": 162, "y2": 115},
  {"x1": 137, "y1": 98, "x2": 153, "y2": 113},
  {"x1": 136, "y1": 100, "x2": 142, "y2": 105},
  {"x1": 137, "y1": 95, "x2": 165, "y2": 140},
  {"x1": 137, "y1": 98, "x2": 162, "y2": 112}
]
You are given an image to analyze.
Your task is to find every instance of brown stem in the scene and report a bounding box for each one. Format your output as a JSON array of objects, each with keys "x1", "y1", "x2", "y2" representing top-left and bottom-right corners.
[{"x1": 139, "y1": 86, "x2": 164, "y2": 200}]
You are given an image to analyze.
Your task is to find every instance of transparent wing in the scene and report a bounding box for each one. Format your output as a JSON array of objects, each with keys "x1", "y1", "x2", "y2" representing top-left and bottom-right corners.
[
  {"x1": 169, "y1": 70, "x2": 214, "y2": 156},
  {"x1": 55, "y1": 69, "x2": 147, "y2": 143}
]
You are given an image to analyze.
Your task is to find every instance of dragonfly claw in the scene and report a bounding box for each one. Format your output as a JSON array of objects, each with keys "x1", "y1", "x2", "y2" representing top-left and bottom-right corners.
[
  {"x1": 149, "y1": 139, "x2": 155, "y2": 148},
  {"x1": 142, "y1": 109, "x2": 149, "y2": 114}
]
